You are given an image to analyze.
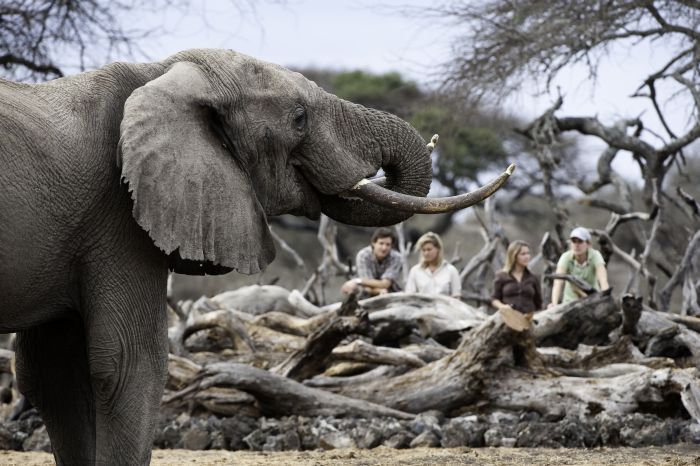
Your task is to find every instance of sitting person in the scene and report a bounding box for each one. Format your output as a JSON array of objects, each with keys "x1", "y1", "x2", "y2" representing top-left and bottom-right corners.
[
  {"x1": 405, "y1": 232, "x2": 461, "y2": 297},
  {"x1": 491, "y1": 240, "x2": 542, "y2": 314},
  {"x1": 341, "y1": 228, "x2": 402, "y2": 297},
  {"x1": 549, "y1": 227, "x2": 609, "y2": 307}
]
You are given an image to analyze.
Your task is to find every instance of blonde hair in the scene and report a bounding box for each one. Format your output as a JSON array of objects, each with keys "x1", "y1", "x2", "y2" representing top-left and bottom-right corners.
[
  {"x1": 502, "y1": 240, "x2": 530, "y2": 273},
  {"x1": 415, "y1": 232, "x2": 444, "y2": 267}
]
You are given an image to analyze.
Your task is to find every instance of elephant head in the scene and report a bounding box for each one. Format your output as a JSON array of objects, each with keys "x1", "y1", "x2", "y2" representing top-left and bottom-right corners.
[{"x1": 118, "y1": 49, "x2": 512, "y2": 276}]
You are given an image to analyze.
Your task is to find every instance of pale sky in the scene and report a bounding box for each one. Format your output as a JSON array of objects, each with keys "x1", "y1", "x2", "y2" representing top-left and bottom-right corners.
[{"x1": 119, "y1": 0, "x2": 692, "y2": 180}]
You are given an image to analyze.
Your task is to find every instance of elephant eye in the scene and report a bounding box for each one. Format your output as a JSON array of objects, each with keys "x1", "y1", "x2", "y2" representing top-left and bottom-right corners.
[{"x1": 292, "y1": 105, "x2": 307, "y2": 131}]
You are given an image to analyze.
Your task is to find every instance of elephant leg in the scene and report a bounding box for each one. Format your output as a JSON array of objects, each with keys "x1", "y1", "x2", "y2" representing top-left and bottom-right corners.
[
  {"x1": 83, "y1": 264, "x2": 169, "y2": 466},
  {"x1": 15, "y1": 317, "x2": 96, "y2": 465}
]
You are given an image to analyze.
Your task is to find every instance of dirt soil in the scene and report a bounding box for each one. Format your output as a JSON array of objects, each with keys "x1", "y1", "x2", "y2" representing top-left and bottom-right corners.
[{"x1": 0, "y1": 446, "x2": 698, "y2": 465}]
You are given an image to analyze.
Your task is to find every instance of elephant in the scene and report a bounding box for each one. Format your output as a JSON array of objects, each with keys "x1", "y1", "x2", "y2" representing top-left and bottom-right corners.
[{"x1": 0, "y1": 49, "x2": 512, "y2": 464}]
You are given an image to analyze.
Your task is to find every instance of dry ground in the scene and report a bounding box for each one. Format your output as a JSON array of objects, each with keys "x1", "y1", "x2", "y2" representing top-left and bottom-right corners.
[{"x1": 0, "y1": 446, "x2": 698, "y2": 465}]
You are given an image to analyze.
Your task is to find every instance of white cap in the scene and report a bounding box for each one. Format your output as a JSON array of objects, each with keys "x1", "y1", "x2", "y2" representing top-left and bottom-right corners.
[{"x1": 569, "y1": 227, "x2": 591, "y2": 242}]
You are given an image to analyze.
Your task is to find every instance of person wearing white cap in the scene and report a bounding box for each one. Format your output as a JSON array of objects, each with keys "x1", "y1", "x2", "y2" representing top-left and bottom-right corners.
[{"x1": 548, "y1": 226, "x2": 609, "y2": 307}]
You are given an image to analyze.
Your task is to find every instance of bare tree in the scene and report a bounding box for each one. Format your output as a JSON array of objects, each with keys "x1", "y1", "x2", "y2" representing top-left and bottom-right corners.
[
  {"x1": 416, "y1": 0, "x2": 700, "y2": 308},
  {"x1": 424, "y1": 0, "x2": 700, "y2": 203},
  {"x1": 0, "y1": 0, "x2": 284, "y2": 82}
]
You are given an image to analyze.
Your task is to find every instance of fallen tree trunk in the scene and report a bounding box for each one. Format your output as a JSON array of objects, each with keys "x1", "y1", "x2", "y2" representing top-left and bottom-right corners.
[
  {"x1": 532, "y1": 290, "x2": 620, "y2": 348},
  {"x1": 271, "y1": 293, "x2": 369, "y2": 381},
  {"x1": 362, "y1": 292, "x2": 487, "y2": 319},
  {"x1": 401, "y1": 343, "x2": 454, "y2": 362},
  {"x1": 535, "y1": 337, "x2": 675, "y2": 370},
  {"x1": 331, "y1": 339, "x2": 426, "y2": 368},
  {"x1": 165, "y1": 362, "x2": 415, "y2": 420},
  {"x1": 634, "y1": 308, "x2": 700, "y2": 366},
  {"x1": 303, "y1": 365, "x2": 409, "y2": 391},
  {"x1": 482, "y1": 365, "x2": 700, "y2": 422},
  {"x1": 163, "y1": 284, "x2": 700, "y2": 425},
  {"x1": 321, "y1": 361, "x2": 377, "y2": 377},
  {"x1": 183, "y1": 309, "x2": 257, "y2": 353},
  {"x1": 335, "y1": 309, "x2": 531, "y2": 414},
  {"x1": 252, "y1": 310, "x2": 334, "y2": 337}
]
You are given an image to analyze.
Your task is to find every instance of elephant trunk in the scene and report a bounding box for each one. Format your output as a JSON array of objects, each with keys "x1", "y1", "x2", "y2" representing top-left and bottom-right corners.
[{"x1": 319, "y1": 103, "x2": 433, "y2": 226}]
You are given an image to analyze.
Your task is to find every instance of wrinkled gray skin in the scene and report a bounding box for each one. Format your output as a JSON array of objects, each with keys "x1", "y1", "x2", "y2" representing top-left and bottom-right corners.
[{"x1": 0, "y1": 49, "x2": 431, "y2": 465}]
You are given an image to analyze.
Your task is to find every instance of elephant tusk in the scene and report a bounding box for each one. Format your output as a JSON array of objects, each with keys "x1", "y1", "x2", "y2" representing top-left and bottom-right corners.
[
  {"x1": 427, "y1": 134, "x2": 439, "y2": 154},
  {"x1": 349, "y1": 164, "x2": 516, "y2": 214}
]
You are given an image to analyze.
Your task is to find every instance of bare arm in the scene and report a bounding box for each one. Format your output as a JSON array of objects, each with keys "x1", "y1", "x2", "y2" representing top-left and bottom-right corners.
[
  {"x1": 405, "y1": 269, "x2": 417, "y2": 294},
  {"x1": 450, "y1": 267, "x2": 462, "y2": 298},
  {"x1": 341, "y1": 277, "x2": 392, "y2": 295},
  {"x1": 362, "y1": 278, "x2": 393, "y2": 296},
  {"x1": 596, "y1": 263, "x2": 609, "y2": 291},
  {"x1": 491, "y1": 298, "x2": 513, "y2": 311},
  {"x1": 549, "y1": 265, "x2": 567, "y2": 308}
]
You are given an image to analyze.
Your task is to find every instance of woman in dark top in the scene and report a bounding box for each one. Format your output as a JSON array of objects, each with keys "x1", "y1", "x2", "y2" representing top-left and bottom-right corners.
[{"x1": 491, "y1": 240, "x2": 542, "y2": 314}]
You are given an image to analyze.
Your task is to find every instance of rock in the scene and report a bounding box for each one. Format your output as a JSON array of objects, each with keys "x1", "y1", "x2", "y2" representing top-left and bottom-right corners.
[
  {"x1": 154, "y1": 421, "x2": 182, "y2": 449},
  {"x1": 243, "y1": 429, "x2": 266, "y2": 451},
  {"x1": 410, "y1": 431, "x2": 440, "y2": 448},
  {"x1": 175, "y1": 411, "x2": 191, "y2": 425},
  {"x1": 319, "y1": 432, "x2": 356, "y2": 449},
  {"x1": 17, "y1": 414, "x2": 43, "y2": 433},
  {"x1": 221, "y1": 415, "x2": 258, "y2": 450},
  {"x1": 519, "y1": 411, "x2": 541, "y2": 422},
  {"x1": 594, "y1": 412, "x2": 621, "y2": 446},
  {"x1": 555, "y1": 415, "x2": 600, "y2": 447},
  {"x1": 209, "y1": 430, "x2": 226, "y2": 450},
  {"x1": 516, "y1": 415, "x2": 599, "y2": 448},
  {"x1": 21, "y1": 425, "x2": 51, "y2": 453},
  {"x1": 283, "y1": 430, "x2": 301, "y2": 451},
  {"x1": 296, "y1": 418, "x2": 320, "y2": 450},
  {"x1": 408, "y1": 411, "x2": 443, "y2": 436},
  {"x1": 484, "y1": 426, "x2": 516, "y2": 447},
  {"x1": 0, "y1": 423, "x2": 26, "y2": 451},
  {"x1": 355, "y1": 425, "x2": 383, "y2": 449},
  {"x1": 260, "y1": 417, "x2": 282, "y2": 434},
  {"x1": 488, "y1": 411, "x2": 519, "y2": 424},
  {"x1": 262, "y1": 434, "x2": 287, "y2": 452},
  {"x1": 181, "y1": 426, "x2": 211, "y2": 450},
  {"x1": 383, "y1": 431, "x2": 413, "y2": 449},
  {"x1": 372, "y1": 418, "x2": 404, "y2": 439},
  {"x1": 619, "y1": 414, "x2": 676, "y2": 447},
  {"x1": 441, "y1": 417, "x2": 486, "y2": 448},
  {"x1": 682, "y1": 422, "x2": 700, "y2": 444}
]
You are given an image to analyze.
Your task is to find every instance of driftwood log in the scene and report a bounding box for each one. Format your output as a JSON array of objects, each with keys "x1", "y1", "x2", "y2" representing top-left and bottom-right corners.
[
  {"x1": 152, "y1": 284, "x2": 700, "y2": 428},
  {"x1": 165, "y1": 361, "x2": 415, "y2": 420},
  {"x1": 271, "y1": 292, "x2": 369, "y2": 381},
  {"x1": 334, "y1": 309, "x2": 531, "y2": 414}
]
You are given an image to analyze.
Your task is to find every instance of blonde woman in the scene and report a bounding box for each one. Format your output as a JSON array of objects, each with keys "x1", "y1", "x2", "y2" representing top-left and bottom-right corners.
[
  {"x1": 491, "y1": 240, "x2": 542, "y2": 313},
  {"x1": 405, "y1": 232, "x2": 461, "y2": 297}
]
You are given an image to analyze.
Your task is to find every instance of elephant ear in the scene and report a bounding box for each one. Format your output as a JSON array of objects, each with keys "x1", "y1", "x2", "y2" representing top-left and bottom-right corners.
[{"x1": 119, "y1": 62, "x2": 275, "y2": 275}]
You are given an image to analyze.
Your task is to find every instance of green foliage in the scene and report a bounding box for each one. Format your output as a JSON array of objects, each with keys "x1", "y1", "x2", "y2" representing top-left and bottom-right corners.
[{"x1": 331, "y1": 70, "x2": 421, "y2": 117}]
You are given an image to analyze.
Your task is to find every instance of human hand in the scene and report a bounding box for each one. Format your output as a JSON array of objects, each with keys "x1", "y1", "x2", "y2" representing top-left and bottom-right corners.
[{"x1": 340, "y1": 280, "x2": 357, "y2": 295}]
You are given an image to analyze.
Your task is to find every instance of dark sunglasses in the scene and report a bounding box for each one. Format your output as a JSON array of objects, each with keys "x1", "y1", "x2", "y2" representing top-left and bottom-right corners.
[{"x1": 570, "y1": 238, "x2": 584, "y2": 244}]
